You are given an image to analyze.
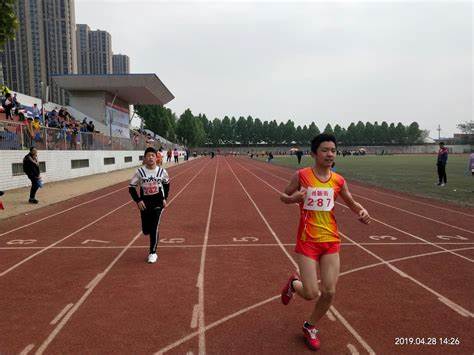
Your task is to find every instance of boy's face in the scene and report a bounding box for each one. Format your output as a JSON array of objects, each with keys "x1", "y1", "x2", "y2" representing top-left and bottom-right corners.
[
  {"x1": 311, "y1": 141, "x2": 336, "y2": 168},
  {"x1": 144, "y1": 152, "x2": 157, "y2": 166}
]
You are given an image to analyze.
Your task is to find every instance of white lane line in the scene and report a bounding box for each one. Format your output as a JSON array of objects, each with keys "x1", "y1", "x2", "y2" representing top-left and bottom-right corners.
[
  {"x1": 19, "y1": 344, "x2": 35, "y2": 355},
  {"x1": 0, "y1": 202, "x2": 132, "y2": 277},
  {"x1": 328, "y1": 308, "x2": 374, "y2": 355},
  {"x1": 50, "y1": 303, "x2": 74, "y2": 325},
  {"x1": 155, "y1": 295, "x2": 280, "y2": 355},
  {"x1": 340, "y1": 231, "x2": 473, "y2": 318},
  {"x1": 0, "y1": 159, "x2": 197, "y2": 238},
  {"x1": 225, "y1": 158, "x2": 376, "y2": 354},
  {"x1": 339, "y1": 246, "x2": 474, "y2": 277},
  {"x1": 438, "y1": 297, "x2": 472, "y2": 318},
  {"x1": 191, "y1": 304, "x2": 199, "y2": 329},
  {"x1": 362, "y1": 216, "x2": 474, "y2": 263},
  {"x1": 35, "y1": 231, "x2": 142, "y2": 355},
  {"x1": 349, "y1": 184, "x2": 474, "y2": 217},
  {"x1": 347, "y1": 343, "x2": 360, "y2": 355},
  {"x1": 0, "y1": 162, "x2": 203, "y2": 277},
  {"x1": 34, "y1": 161, "x2": 211, "y2": 355},
  {"x1": 2, "y1": 242, "x2": 474, "y2": 250},
  {"x1": 350, "y1": 193, "x2": 474, "y2": 235},
  {"x1": 237, "y1": 160, "x2": 474, "y2": 264},
  {"x1": 85, "y1": 273, "x2": 103, "y2": 289},
  {"x1": 0, "y1": 187, "x2": 127, "y2": 238},
  {"x1": 326, "y1": 308, "x2": 336, "y2": 321},
  {"x1": 196, "y1": 160, "x2": 219, "y2": 355}
]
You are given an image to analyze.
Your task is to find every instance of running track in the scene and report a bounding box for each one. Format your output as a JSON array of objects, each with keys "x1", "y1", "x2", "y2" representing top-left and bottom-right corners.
[{"x1": 0, "y1": 156, "x2": 473, "y2": 354}]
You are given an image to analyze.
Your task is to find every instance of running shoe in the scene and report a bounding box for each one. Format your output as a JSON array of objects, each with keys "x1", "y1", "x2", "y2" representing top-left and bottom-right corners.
[
  {"x1": 29, "y1": 198, "x2": 39, "y2": 204},
  {"x1": 281, "y1": 273, "x2": 299, "y2": 305},
  {"x1": 147, "y1": 253, "x2": 158, "y2": 263},
  {"x1": 302, "y1": 322, "x2": 321, "y2": 350}
]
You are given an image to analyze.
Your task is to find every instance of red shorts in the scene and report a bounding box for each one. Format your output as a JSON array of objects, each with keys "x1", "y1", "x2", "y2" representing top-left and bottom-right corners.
[{"x1": 295, "y1": 239, "x2": 340, "y2": 261}]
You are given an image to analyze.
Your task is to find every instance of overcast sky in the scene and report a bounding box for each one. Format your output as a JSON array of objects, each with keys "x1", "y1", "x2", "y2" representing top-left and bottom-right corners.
[{"x1": 76, "y1": 0, "x2": 472, "y2": 138}]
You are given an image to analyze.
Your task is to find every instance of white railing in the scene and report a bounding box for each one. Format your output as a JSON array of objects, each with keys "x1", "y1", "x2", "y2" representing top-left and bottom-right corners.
[{"x1": 0, "y1": 120, "x2": 159, "y2": 151}]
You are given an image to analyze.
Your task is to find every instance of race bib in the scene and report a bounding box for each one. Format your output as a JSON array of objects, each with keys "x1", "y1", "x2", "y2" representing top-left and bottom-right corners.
[
  {"x1": 142, "y1": 181, "x2": 160, "y2": 196},
  {"x1": 303, "y1": 187, "x2": 334, "y2": 211}
]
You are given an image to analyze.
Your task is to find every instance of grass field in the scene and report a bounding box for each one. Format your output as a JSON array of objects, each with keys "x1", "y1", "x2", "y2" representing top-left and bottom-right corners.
[{"x1": 258, "y1": 154, "x2": 474, "y2": 207}]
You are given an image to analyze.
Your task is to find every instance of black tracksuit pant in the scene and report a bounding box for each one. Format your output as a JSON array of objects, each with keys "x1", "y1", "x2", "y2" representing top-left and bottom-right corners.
[
  {"x1": 437, "y1": 164, "x2": 447, "y2": 184},
  {"x1": 140, "y1": 206, "x2": 163, "y2": 254},
  {"x1": 28, "y1": 176, "x2": 40, "y2": 199}
]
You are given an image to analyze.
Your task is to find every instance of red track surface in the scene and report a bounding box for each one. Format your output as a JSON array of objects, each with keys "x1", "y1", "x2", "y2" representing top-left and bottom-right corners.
[{"x1": 1, "y1": 157, "x2": 473, "y2": 354}]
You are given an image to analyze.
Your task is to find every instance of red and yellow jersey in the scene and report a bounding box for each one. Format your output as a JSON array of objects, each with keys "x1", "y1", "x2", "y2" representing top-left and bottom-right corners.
[{"x1": 296, "y1": 167, "x2": 346, "y2": 243}]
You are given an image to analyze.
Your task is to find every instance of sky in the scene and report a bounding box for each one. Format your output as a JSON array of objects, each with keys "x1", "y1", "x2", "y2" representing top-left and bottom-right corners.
[{"x1": 76, "y1": 0, "x2": 472, "y2": 138}]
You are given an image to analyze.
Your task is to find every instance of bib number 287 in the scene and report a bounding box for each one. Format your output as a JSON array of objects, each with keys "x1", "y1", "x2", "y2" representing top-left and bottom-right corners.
[{"x1": 303, "y1": 188, "x2": 334, "y2": 211}]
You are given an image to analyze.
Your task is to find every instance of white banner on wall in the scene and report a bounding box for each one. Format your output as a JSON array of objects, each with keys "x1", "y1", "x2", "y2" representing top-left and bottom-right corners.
[{"x1": 106, "y1": 103, "x2": 130, "y2": 138}]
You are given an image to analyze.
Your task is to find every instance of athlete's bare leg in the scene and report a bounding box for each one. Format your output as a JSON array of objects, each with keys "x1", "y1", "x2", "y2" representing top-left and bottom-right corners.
[
  {"x1": 309, "y1": 253, "x2": 340, "y2": 324},
  {"x1": 292, "y1": 253, "x2": 319, "y2": 300},
  {"x1": 292, "y1": 252, "x2": 340, "y2": 325}
]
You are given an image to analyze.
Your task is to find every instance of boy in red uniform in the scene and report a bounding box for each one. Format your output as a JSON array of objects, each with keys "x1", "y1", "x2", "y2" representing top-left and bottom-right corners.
[{"x1": 280, "y1": 134, "x2": 371, "y2": 350}]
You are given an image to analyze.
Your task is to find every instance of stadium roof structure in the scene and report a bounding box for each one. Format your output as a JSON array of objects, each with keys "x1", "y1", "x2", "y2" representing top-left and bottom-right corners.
[{"x1": 52, "y1": 74, "x2": 174, "y2": 105}]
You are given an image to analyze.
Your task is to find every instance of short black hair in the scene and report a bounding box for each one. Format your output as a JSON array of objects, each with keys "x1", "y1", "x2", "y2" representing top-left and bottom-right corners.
[
  {"x1": 29, "y1": 147, "x2": 36, "y2": 153},
  {"x1": 144, "y1": 147, "x2": 157, "y2": 156},
  {"x1": 311, "y1": 133, "x2": 337, "y2": 153},
  {"x1": 439, "y1": 142, "x2": 445, "y2": 146}
]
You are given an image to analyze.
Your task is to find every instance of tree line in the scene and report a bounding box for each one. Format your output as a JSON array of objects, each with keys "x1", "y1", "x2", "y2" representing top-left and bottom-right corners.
[{"x1": 135, "y1": 105, "x2": 425, "y2": 148}]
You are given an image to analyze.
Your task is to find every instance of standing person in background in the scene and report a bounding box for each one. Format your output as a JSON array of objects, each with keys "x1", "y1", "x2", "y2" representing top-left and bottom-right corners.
[
  {"x1": 468, "y1": 151, "x2": 474, "y2": 177},
  {"x1": 32, "y1": 104, "x2": 41, "y2": 122},
  {"x1": 22, "y1": 147, "x2": 42, "y2": 204},
  {"x1": 166, "y1": 148, "x2": 172, "y2": 163},
  {"x1": 12, "y1": 93, "x2": 19, "y2": 110},
  {"x1": 436, "y1": 142, "x2": 448, "y2": 186},
  {"x1": 296, "y1": 149, "x2": 304, "y2": 164},
  {"x1": 87, "y1": 121, "x2": 95, "y2": 148},
  {"x1": 2, "y1": 93, "x2": 14, "y2": 120},
  {"x1": 80, "y1": 122, "x2": 89, "y2": 150},
  {"x1": 267, "y1": 151, "x2": 274, "y2": 163},
  {"x1": 173, "y1": 148, "x2": 179, "y2": 164}
]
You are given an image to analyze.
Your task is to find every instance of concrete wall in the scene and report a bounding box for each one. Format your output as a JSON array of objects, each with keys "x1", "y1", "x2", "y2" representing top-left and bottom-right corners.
[
  {"x1": 0, "y1": 150, "x2": 143, "y2": 191},
  {"x1": 68, "y1": 91, "x2": 106, "y2": 125}
]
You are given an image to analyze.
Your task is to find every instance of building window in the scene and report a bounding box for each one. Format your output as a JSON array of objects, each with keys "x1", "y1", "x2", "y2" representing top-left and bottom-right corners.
[
  {"x1": 124, "y1": 156, "x2": 133, "y2": 163},
  {"x1": 71, "y1": 159, "x2": 89, "y2": 169},
  {"x1": 104, "y1": 157, "x2": 115, "y2": 165},
  {"x1": 12, "y1": 162, "x2": 46, "y2": 176}
]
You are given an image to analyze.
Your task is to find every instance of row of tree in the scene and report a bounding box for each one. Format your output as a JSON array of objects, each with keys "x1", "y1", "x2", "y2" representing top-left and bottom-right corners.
[{"x1": 136, "y1": 105, "x2": 425, "y2": 147}]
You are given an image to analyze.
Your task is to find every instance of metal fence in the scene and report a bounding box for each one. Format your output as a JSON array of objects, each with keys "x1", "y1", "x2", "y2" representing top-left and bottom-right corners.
[{"x1": 0, "y1": 120, "x2": 157, "y2": 151}]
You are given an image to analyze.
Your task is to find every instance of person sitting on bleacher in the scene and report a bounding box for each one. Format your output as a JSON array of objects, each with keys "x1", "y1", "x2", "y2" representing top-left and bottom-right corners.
[{"x1": 1, "y1": 93, "x2": 14, "y2": 120}]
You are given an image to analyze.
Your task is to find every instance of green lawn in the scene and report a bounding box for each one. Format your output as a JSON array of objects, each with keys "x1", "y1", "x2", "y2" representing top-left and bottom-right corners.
[{"x1": 258, "y1": 154, "x2": 474, "y2": 207}]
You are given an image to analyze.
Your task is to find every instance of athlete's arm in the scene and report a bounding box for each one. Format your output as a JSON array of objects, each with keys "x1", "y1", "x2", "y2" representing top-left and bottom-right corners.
[
  {"x1": 280, "y1": 172, "x2": 306, "y2": 204},
  {"x1": 128, "y1": 171, "x2": 146, "y2": 211},
  {"x1": 339, "y1": 182, "x2": 371, "y2": 224},
  {"x1": 162, "y1": 169, "x2": 170, "y2": 208}
]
